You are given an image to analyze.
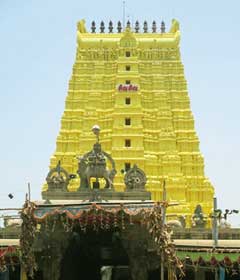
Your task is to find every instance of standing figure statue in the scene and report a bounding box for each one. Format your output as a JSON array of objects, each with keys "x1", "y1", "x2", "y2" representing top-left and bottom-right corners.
[
  {"x1": 77, "y1": 125, "x2": 117, "y2": 190},
  {"x1": 191, "y1": 204, "x2": 206, "y2": 228},
  {"x1": 46, "y1": 161, "x2": 70, "y2": 192}
]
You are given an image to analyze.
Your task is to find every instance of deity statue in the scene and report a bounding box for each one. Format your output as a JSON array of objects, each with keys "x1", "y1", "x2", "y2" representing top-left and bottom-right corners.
[
  {"x1": 77, "y1": 125, "x2": 116, "y2": 190},
  {"x1": 124, "y1": 164, "x2": 147, "y2": 191},
  {"x1": 191, "y1": 204, "x2": 207, "y2": 228},
  {"x1": 46, "y1": 161, "x2": 69, "y2": 191}
]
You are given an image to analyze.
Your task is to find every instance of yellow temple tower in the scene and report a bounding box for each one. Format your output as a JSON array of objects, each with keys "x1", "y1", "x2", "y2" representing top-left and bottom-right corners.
[{"x1": 43, "y1": 19, "x2": 214, "y2": 226}]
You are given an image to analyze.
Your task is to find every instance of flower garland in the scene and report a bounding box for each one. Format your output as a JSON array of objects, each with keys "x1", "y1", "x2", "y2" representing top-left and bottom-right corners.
[
  {"x1": 0, "y1": 248, "x2": 19, "y2": 273},
  {"x1": 142, "y1": 204, "x2": 184, "y2": 278},
  {"x1": 20, "y1": 200, "x2": 38, "y2": 277}
]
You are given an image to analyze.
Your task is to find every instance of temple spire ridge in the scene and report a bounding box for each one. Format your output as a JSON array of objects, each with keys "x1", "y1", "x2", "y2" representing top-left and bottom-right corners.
[
  {"x1": 169, "y1": 18, "x2": 180, "y2": 33},
  {"x1": 77, "y1": 19, "x2": 87, "y2": 33}
]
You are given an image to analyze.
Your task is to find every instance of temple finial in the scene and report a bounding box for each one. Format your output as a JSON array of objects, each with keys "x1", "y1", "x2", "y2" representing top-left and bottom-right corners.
[
  {"x1": 161, "y1": 21, "x2": 166, "y2": 33},
  {"x1": 100, "y1": 21, "x2": 105, "y2": 33},
  {"x1": 77, "y1": 19, "x2": 87, "y2": 33},
  {"x1": 135, "y1": 21, "x2": 139, "y2": 33},
  {"x1": 152, "y1": 21, "x2": 157, "y2": 33},
  {"x1": 169, "y1": 19, "x2": 179, "y2": 33},
  {"x1": 117, "y1": 21, "x2": 122, "y2": 33},
  {"x1": 143, "y1": 21, "x2": 148, "y2": 33},
  {"x1": 56, "y1": 161, "x2": 61, "y2": 174},
  {"x1": 109, "y1": 20, "x2": 113, "y2": 33},
  {"x1": 91, "y1": 21, "x2": 96, "y2": 33},
  {"x1": 92, "y1": 125, "x2": 101, "y2": 143}
]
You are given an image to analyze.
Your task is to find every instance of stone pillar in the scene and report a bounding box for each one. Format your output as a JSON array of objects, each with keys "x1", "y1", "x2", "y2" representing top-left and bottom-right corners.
[
  {"x1": 51, "y1": 252, "x2": 62, "y2": 280},
  {"x1": 41, "y1": 256, "x2": 52, "y2": 280},
  {"x1": 20, "y1": 266, "x2": 27, "y2": 280},
  {"x1": 41, "y1": 247, "x2": 62, "y2": 280},
  {"x1": 129, "y1": 255, "x2": 148, "y2": 280},
  {"x1": 122, "y1": 226, "x2": 149, "y2": 280}
]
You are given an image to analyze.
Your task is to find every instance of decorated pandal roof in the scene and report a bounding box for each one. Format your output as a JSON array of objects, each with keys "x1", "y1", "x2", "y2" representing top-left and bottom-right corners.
[
  {"x1": 0, "y1": 246, "x2": 16, "y2": 258},
  {"x1": 0, "y1": 246, "x2": 19, "y2": 274},
  {"x1": 33, "y1": 200, "x2": 154, "y2": 222},
  {"x1": 19, "y1": 199, "x2": 183, "y2": 277}
]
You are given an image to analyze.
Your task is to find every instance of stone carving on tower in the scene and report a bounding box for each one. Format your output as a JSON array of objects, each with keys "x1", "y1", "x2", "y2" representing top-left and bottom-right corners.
[
  {"x1": 46, "y1": 161, "x2": 70, "y2": 192},
  {"x1": 124, "y1": 164, "x2": 147, "y2": 191}
]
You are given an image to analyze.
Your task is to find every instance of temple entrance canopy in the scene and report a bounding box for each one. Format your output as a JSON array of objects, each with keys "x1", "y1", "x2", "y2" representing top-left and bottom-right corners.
[
  {"x1": 20, "y1": 200, "x2": 182, "y2": 280},
  {"x1": 27, "y1": 126, "x2": 181, "y2": 280}
]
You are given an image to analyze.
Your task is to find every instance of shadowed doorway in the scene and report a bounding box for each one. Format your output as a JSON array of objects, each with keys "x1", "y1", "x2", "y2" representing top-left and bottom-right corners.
[{"x1": 60, "y1": 229, "x2": 130, "y2": 280}]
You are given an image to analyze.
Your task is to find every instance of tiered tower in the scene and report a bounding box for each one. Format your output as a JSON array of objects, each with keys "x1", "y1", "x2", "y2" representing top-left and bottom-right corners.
[{"x1": 42, "y1": 19, "x2": 214, "y2": 226}]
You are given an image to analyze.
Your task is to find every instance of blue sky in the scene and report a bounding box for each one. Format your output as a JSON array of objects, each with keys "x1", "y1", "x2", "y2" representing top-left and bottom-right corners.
[{"x1": 0, "y1": 0, "x2": 239, "y2": 226}]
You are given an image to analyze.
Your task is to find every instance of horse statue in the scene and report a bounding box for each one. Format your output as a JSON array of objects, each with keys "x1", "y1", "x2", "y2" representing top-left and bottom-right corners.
[{"x1": 77, "y1": 142, "x2": 116, "y2": 190}]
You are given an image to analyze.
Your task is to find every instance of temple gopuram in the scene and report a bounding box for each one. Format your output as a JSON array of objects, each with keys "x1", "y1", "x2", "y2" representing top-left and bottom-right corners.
[
  {"x1": 1, "y1": 19, "x2": 223, "y2": 280},
  {"x1": 42, "y1": 19, "x2": 214, "y2": 227}
]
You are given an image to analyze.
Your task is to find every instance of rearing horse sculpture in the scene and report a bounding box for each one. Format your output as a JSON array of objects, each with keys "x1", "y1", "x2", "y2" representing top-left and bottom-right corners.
[{"x1": 77, "y1": 143, "x2": 116, "y2": 190}]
